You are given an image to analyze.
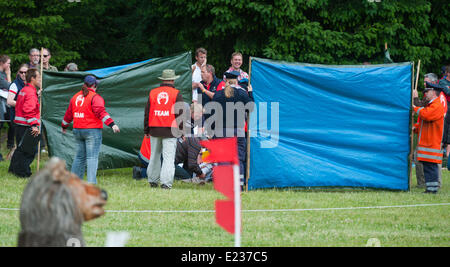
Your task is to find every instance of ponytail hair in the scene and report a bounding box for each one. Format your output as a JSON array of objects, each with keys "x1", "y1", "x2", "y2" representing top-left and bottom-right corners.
[
  {"x1": 81, "y1": 84, "x2": 90, "y2": 97},
  {"x1": 224, "y1": 79, "x2": 238, "y2": 98}
]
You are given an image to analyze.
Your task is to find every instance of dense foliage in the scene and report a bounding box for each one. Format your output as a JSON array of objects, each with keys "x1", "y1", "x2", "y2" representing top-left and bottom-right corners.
[{"x1": 0, "y1": 0, "x2": 448, "y2": 78}]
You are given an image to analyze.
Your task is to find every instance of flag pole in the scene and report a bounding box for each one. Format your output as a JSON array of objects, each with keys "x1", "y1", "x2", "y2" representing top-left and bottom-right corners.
[
  {"x1": 409, "y1": 61, "x2": 415, "y2": 191},
  {"x1": 411, "y1": 60, "x2": 421, "y2": 190},
  {"x1": 233, "y1": 164, "x2": 241, "y2": 247},
  {"x1": 414, "y1": 60, "x2": 421, "y2": 91},
  {"x1": 245, "y1": 57, "x2": 253, "y2": 192},
  {"x1": 36, "y1": 47, "x2": 44, "y2": 172}
]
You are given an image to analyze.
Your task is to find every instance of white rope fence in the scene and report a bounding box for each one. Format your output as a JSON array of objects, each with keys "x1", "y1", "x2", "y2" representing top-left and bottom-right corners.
[{"x1": 1, "y1": 202, "x2": 449, "y2": 214}]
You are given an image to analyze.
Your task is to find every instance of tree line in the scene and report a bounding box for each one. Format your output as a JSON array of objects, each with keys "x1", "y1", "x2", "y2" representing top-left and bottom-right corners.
[{"x1": 0, "y1": 0, "x2": 448, "y2": 79}]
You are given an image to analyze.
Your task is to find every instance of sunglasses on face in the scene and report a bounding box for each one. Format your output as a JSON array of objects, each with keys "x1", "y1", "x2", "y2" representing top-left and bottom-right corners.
[
  {"x1": 43, "y1": 55, "x2": 49, "y2": 58},
  {"x1": 19, "y1": 71, "x2": 27, "y2": 74}
]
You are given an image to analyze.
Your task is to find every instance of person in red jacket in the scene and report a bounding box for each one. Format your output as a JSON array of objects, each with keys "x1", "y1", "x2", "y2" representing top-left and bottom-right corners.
[
  {"x1": 8, "y1": 68, "x2": 41, "y2": 177},
  {"x1": 144, "y1": 69, "x2": 184, "y2": 189},
  {"x1": 62, "y1": 75, "x2": 120, "y2": 184},
  {"x1": 132, "y1": 135, "x2": 151, "y2": 180},
  {"x1": 413, "y1": 84, "x2": 445, "y2": 194}
]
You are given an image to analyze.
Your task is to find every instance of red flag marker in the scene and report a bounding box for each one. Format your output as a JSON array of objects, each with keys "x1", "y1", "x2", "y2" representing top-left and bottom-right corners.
[
  {"x1": 200, "y1": 138, "x2": 238, "y2": 165},
  {"x1": 213, "y1": 165, "x2": 234, "y2": 199},
  {"x1": 215, "y1": 200, "x2": 235, "y2": 234},
  {"x1": 201, "y1": 137, "x2": 241, "y2": 246}
]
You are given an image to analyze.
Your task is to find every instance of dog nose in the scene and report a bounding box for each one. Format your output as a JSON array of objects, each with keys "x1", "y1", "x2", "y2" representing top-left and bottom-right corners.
[{"x1": 101, "y1": 189, "x2": 108, "y2": 201}]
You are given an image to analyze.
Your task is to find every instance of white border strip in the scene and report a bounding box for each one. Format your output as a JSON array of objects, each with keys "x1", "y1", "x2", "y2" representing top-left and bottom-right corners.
[{"x1": 1, "y1": 203, "x2": 449, "y2": 213}]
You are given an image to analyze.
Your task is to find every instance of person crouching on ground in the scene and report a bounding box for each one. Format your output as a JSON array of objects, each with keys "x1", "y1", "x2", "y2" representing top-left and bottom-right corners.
[
  {"x1": 61, "y1": 75, "x2": 120, "y2": 184},
  {"x1": 413, "y1": 83, "x2": 445, "y2": 194}
]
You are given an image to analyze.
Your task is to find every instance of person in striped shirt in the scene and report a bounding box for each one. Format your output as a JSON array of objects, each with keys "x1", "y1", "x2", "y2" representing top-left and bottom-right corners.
[{"x1": 223, "y1": 52, "x2": 249, "y2": 85}]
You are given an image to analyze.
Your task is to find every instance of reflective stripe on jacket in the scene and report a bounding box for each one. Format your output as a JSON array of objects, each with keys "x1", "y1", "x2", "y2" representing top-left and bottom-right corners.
[{"x1": 14, "y1": 84, "x2": 40, "y2": 127}]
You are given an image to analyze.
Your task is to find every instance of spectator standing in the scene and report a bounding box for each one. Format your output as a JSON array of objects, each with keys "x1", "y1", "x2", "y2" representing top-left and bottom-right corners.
[
  {"x1": 0, "y1": 55, "x2": 12, "y2": 160},
  {"x1": 196, "y1": 64, "x2": 225, "y2": 108},
  {"x1": 212, "y1": 71, "x2": 254, "y2": 189},
  {"x1": 61, "y1": 75, "x2": 120, "y2": 184},
  {"x1": 37, "y1": 48, "x2": 57, "y2": 153},
  {"x1": 0, "y1": 55, "x2": 11, "y2": 85},
  {"x1": 37, "y1": 48, "x2": 58, "y2": 72},
  {"x1": 440, "y1": 66, "x2": 447, "y2": 80},
  {"x1": 413, "y1": 74, "x2": 446, "y2": 188},
  {"x1": 6, "y1": 64, "x2": 29, "y2": 153},
  {"x1": 192, "y1": 48, "x2": 207, "y2": 102},
  {"x1": 437, "y1": 66, "x2": 450, "y2": 170},
  {"x1": 144, "y1": 69, "x2": 184, "y2": 189},
  {"x1": 8, "y1": 69, "x2": 41, "y2": 177},
  {"x1": 186, "y1": 102, "x2": 205, "y2": 136},
  {"x1": 64, "y1": 63, "x2": 78, "y2": 72},
  {"x1": 26, "y1": 48, "x2": 40, "y2": 69},
  {"x1": 223, "y1": 52, "x2": 249, "y2": 84},
  {"x1": 413, "y1": 84, "x2": 445, "y2": 194}
]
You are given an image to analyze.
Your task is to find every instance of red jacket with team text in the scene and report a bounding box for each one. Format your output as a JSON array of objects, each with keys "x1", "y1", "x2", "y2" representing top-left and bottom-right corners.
[
  {"x1": 62, "y1": 88, "x2": 115, "y2": 129},
  {"x1": 14, "y1": 83, "x2": 40, "y2": 127}
]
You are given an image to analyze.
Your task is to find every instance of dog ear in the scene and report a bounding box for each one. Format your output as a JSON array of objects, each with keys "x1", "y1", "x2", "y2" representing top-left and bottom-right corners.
[{"x1": 46, "y1": 157, "x2": 70, "y2": 183}]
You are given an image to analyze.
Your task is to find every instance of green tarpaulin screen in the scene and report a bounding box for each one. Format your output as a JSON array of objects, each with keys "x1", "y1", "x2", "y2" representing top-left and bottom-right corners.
[{"x1": 42, "y1": 52, "x2": 192, "y2": 170}]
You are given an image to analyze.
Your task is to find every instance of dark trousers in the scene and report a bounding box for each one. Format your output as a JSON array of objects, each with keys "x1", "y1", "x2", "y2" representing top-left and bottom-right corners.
[
  {"x1": 175, "y1": 165, "x2": 192, "y2": 180},
  {"x1": 219, "y1": 129, "x2": 247, "y2": 186},
  {"x1": 138, "y1": 153, "x2": 190, "y2": 180},
  {"x1": 8, "y1": 125, "x2": 38, "y2": 177},
  {"x1": 137, "y1": 154, "x2": 149, "y2": 178},
  {"x1": 422, "y1": 161, "x2": 439, "y2": 192},
  {"x1": 0, "y1": 107, "x2": 15, "y2": 149}
]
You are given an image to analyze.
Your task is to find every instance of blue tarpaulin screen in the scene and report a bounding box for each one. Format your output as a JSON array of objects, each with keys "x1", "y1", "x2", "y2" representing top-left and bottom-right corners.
[
  {"x1": 87, "y1": 58, "x2": 154, "y2": 78},
  {"x1": 248, "y1": 58, "x2": 412, "y2": 191}
]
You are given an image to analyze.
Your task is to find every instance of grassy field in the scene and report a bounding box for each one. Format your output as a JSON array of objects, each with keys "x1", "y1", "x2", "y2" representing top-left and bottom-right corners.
[{"x1": 0, "y1": 152, "x2": 449, "y2": 247}]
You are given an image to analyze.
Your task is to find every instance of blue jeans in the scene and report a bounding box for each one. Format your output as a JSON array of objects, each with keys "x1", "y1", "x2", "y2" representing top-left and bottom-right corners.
[{"x1": 71, "y1": 128, "x2": 102, "y2": 184}]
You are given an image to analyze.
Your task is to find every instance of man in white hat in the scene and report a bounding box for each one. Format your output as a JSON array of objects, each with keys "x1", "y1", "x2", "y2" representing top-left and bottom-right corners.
[{"x1": 144, "y1": 69, "x2": 184, "y2": 189}]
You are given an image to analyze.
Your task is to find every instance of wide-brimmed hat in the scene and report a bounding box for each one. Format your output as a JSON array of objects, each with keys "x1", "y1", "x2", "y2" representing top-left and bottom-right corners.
[{"x1": 158, "y1": 69, "x2": 180, "y2": 80}]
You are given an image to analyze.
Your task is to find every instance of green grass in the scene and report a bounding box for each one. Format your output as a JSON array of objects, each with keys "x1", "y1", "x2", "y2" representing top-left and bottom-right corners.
[{"x1": 0, "y1": 153, "x2": 449, "y2": 247}]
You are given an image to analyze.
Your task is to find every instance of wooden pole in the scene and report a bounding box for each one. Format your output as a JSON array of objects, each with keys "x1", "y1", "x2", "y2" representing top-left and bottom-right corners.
[
  {"x1": 36, "y1": 47, "x2": 44, "y2": 172},
  {"x1": 410, "y1": 60, "x2": 421, "y2": 190},
  {"x1": 245, "y1": 57, "x2": 252, "y2": 192},
  {"x1": 409, "y1": 61, "x2": 415, "y2": 191},
  {"x1": 415, "y1": 60, "x2": 421, "y2": 91}
]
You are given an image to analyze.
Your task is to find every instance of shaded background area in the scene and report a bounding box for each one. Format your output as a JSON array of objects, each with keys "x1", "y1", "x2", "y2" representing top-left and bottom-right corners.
[{"x1": 0, "y1": 0, "x2": 448, "y2": 82}]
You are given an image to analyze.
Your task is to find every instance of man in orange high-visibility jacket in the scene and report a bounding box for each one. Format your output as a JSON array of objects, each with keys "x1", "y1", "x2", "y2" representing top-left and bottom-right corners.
[
  {"x1": 413, "y1": 77, "x2": 447, "y2": 188},
  {"x1": 413, "y1": 84, "x2": 445, "y2": 194}
]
